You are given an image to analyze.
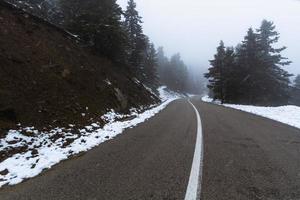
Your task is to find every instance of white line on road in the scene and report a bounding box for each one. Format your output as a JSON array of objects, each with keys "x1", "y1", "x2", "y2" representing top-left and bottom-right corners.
[{"x1": 185, "y1": 100, "x2": 204, "y2": 200}]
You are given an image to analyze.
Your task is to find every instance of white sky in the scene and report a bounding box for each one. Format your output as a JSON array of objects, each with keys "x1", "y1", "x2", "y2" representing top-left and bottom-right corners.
[{"x1": 117, "y1": 0, "x2": 300, "y2": 76}]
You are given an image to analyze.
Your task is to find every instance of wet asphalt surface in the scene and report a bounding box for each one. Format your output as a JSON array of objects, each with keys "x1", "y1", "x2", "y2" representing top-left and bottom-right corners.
[
  {"x1": 192, "y1": 100, "x2": 300, "y2": 200},
  {"x1": 1, "y1": 98, "x2": 300, "y2": 200},
  {"x1": 0, "y1": 99, "x2": 197, "y2": 200}
]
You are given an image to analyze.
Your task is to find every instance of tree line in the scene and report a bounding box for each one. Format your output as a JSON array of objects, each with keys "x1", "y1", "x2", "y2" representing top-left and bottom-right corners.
[
  {"x1": 157, "y1": 47, "x2": 190, "y2": 92},
  {"x1": 294, "y1": 75, "x2": 300, "y2": 89},
  {"x1": 8, "y1": 0, "x2": 198, "y2": 93},
  {"x1": 60, "y1": 0, "x2": 161, "y2": 88},
  {"x1": 205, "y1": 20, "x2": 293, "y2": 105},
  {"x1": 291, "y1": 75, "x2": 300, "y2": 106},
  {"x1": 7, "y1": 0, "x2": 159, "y2": 88}
]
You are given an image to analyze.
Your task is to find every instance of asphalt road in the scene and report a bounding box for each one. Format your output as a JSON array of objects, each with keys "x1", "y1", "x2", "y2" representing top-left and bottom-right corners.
[
  {"x1": 193, "y1": 100, "x2": 300, "y2": 200},
  {"x1": 0, "y1": 98, "x2": 300, "y2": 200}
]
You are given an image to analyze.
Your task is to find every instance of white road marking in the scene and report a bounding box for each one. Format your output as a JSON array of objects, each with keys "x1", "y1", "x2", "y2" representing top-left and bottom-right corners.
[{"x1": 185, "y1": 100, "x2": 204, "y2": 200}]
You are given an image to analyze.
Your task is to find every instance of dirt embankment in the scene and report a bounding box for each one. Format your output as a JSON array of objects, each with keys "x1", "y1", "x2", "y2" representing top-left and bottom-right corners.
[{"x1": 0, "y1": 1, "x2": 158, "y2": 137}]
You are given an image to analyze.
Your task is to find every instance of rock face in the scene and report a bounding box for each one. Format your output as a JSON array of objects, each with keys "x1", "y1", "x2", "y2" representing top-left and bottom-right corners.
[{"x1": 0, "y1": 1, "x2": 159, "y2": 135}]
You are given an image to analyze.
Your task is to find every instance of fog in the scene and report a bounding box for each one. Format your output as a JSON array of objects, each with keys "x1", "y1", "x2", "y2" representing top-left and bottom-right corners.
[{"x1": 118, "y1": 0, "x2": 300, "y2": 77}]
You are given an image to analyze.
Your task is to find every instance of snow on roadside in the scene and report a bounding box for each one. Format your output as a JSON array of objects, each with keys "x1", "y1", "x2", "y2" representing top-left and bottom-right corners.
[
  {"x1": 158, "y1": 86, "x2": 184, "y2": 102},
  {"x1": 0, "y1": 86, "x2": 179, "y2": 187},
  {"x1": 202, "y1": 95, "x2": 300, "y2": 129},
  {"x1": 143, "y1": 84, "x2": 157, "y2": 97}
]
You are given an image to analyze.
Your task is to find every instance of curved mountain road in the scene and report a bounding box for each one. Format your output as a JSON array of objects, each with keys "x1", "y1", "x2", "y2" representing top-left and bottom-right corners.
[{"x1": 0, "y1": 98, "x2": 300, "y2": 200}]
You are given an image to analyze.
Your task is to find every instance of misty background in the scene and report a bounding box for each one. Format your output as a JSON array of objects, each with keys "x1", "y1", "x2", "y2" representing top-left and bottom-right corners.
[{"x1": 117, "y1": 0, "x2": 300, "y2": 77}]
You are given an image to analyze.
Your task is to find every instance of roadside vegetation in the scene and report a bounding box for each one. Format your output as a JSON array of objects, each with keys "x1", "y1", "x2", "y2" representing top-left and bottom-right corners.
[
  {"x1": 291, "y1": 75, "x2": 300, "y2": 106},
  {"x1": 6, "y1": 0, "x2": 197, "y2": 94},
  {"x1": 205, "y1": 20, "x2": 294, "y2": 106}
]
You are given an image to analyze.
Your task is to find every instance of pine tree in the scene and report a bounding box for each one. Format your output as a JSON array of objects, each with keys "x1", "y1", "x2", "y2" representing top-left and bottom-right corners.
[
  {"x1": 256, "y1": 20, "x2": 292, "y2": 105},
  {"x1": 222, "y1": 47, "x2": 237, "y2": 103},
  {"x1": 6, "y1": 0, "x2": 62, "y2": 24},
  {"x1": 235, "y1": 28, "x2": 263, "y2": 104},
  {"x1": 157, "y1": 47, "x2": 189, "y2": 92},
  {"x1": 291, "y1": 75, "x2": 300, "y2": 106},
  {"x1": 205, "y1": 20, "x2": 292, "y2": 105},
  {"x1": 142, "y1": 40, "x2": 159, "y2": 88},
  {"x1": 157, "y1": 47, "x2": 169, "y2": 84},
  {"x1": 59, "y1": 0, "x2": 127, "y2": 63},
  {"x1": 295, "y1": 75, "x2": 300, "y2": 89},
  {"x1": 169, "y1": 53, "x2": 188, "y2": 92},
  {"x1": 205, "y1": 41, "x2": 226, "y2": 102},
  {"x1": 124, "y1": 0, "x2": 147, "y2": 76}
]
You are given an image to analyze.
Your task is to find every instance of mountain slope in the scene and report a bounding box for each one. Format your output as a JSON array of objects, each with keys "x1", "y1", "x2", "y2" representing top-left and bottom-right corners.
[{"x1": 0, "y1": 1, "x2": 158, "y2": 136}]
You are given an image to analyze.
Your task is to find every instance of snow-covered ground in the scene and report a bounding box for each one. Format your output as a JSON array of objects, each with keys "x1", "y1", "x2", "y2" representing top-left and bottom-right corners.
[
  {"x1": 0, "y1": 86, "x2": 179, "y2": 187},
  {"x1": 202, "y1": 96, "x2": 300, "y2": 129},
  {"x1": 158, "y1": 86, "x2": 186, "y2": 101}
]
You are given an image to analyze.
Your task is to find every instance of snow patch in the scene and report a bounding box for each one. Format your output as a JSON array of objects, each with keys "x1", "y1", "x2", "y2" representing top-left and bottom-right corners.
[
  {"x1": 0, "y1": 87, "x2": 179, "y2": 187},
  {"x1": 133, "y1": 78, "x2": 141, "y2": 84},
  {"x1": 104, "y1": 79, "x2": 112, "y2": 86},
  {"x1": 143, "y1": 84, "x2": 157, "y2": 97},
  {"x1": 202, "y1": 96, "x2": 300, "y2": 129},
  {"x1": 158, "y1": 86, "x2": 184, "y2": 102}
]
